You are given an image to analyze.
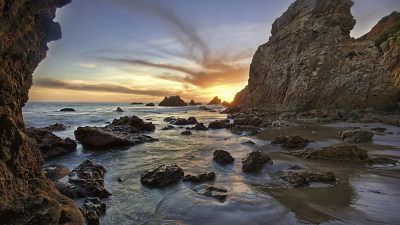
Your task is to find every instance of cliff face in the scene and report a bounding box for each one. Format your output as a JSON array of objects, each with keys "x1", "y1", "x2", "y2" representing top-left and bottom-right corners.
[
  {"x1": 246, "y1": 0, "x2": 399, "y2": 112},
  {"x1": 0, "y1": 0, "x2": 84, "y2": 224},
  {"x1": 363, "y1": 11, "x2": 400, "y2": 48}
]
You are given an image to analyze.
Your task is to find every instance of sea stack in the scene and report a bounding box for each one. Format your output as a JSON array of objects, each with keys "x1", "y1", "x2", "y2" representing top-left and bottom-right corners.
[
  {"x1": 159, "y1": 96, "x2": 188, "y2": 106},
  {"x1": 241, "y1": 0, "x2": 399, "y2": 112}
]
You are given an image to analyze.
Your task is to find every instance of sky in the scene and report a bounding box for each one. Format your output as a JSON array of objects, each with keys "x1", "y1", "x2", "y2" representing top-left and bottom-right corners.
[{"x1": 29, "y1": 0, "x2": 400, "y2": 103}]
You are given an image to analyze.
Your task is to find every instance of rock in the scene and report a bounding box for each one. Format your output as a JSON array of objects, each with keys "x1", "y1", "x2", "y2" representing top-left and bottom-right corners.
[
  {"x1": 194, "y1": 184, "x2": 228, "y2": 201},
  {"x1": 231, "y1": 86, "x2": 250, "y2": 107},
  {"x1": 193, "y1": 123, "x2": 209, "y2": 130},
  {"x1": 213, "y1": 150, "x2": 234, "y2": 165},
  {"x1": 189, "y1": 100, "x2": 201, "y2": 105},
  {"x1": 181, "y1": 130, "x2": 192, "y2": 135},
  {"x1": 339, "y1": 129, "x2": 374, "y2": 143},
  {"x1": 289, "y1": 144, "x2": 368, "y2": 162},
  {"x1": 107, "y1": 115, "x2": 156, "y2": 133},
  {"x1": 242, "y1": 151, "x2": 272, "y2": 173},
  {"x1": 26, "y1": 127, "x2": 77, "y2": 160},
  {"x1": 44, "y1": 123, "x2": 67, "y2": 131},
  {"x1": 233, "y1": 114, "x2": 263, "y2": 126},
  {"x1": 282, "y1": 171, "x2": 336, "y2": 187},
  {"x1": 183, "y1": 172, "x2": 216, "y2": 182},
  {"x1": 241, "y1": 140, "x2": 256, "y2": 145},
  {"x1": 208, "y1": 119, "x2": 232, "y2": 129},
  {"x1": 162, "y1": 125, "x2": 175, "y2": 130},
  {"x1": 208, "y1": 96, "x2": 222, "y2": 105},
  {"x1": 80, "y1": 197, "x2": 106, "y2": 225},
  {"x1": 74, "y1": 126, "x2": 157, "y2": 150},
  {"x1": 271, "y1": 135, "x2": 310, "y2": 149},
  {"x1": 60, "y1": 108, "x2": 75, "y2": 112},
  {"x1": 230, "y1": 125, "x2": 259, "y2": 135},
  {"x1": 44, "y1": 164, "x2": 70, "y2": 181},
  {"x1": 240, "y1": 0, "x2": 399, "y2": 112},
  {"x1": 365, "y1": 157, "x2": 398, "y2": 165},
  {"x1": 68, "y1": 159, "x2": 111, "y2": 198},
  {"x1": 54, "y1": 181, "x2": 87, "y2": 199},
  {"x1": 130, "y1": 102, "x2": 143, "y2": 105},
  {"x1": 164, "y1": 117, "x2": 175, "y2": 122},
  {"x1": 222, "y1": 101, "x2": 231, "y2": 107},
  {"x1": 287, "y1": 165, "x2": 303, "y2": 170},
  {"x1": 172, "y1": 117, "x2": 198, "y2": 125},
  {"x1": 116, "y1": 107, "x2": 124, "y2": 112},
  {"x1": 118, "y1": 177, "x2": 124, "y2": 182},
  {"x1": 140, "y1": 164, "x2": 184, "y2": 187},
  {"x1": 370, "y1": 127, "x2": 387, "y2": 134},
  {"x1": 146, "y1": 103, "x2": 155, "y2": 106},
  {"x1": 159, "y1": 96, "x2": 187, "y2": 106},
  {"x1": 0, "y1": 0, "x2": 83, "y2": 223}
]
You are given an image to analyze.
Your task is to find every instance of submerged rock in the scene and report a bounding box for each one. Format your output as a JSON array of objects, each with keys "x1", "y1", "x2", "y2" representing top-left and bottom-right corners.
[
  {"x1": 130, "y1": 102, "x2": 143, "y2": 105},
  {"x1": 282, "y1": 171, "x2": 336, "y2": 187},
  {"x1": 183, "y1": 172, "x2": 216, "y2": 183},
  {"x1": 161, "y1": 125, "x2": 175, "y2": 130},
  {"x1": 159, "y1": 96, "x2": 187, "y2": 106},
  {"x1": 146, "y1": 103, "x2": 155, "y2": 106},
  {"x1": 242, "y1": 151, "x2": 272, "y2": 173},
  {"x1": 339, "y1": 129, "x2": 374, "y2": 143},
  {"x1": 289, "y1": 144, "x2": 368, "y2": 162},
  {"x1": 141, "y1": 164, "x2": 184, "y2": 187},
  {"x1": 181, "y1": 130, "x2": 192, "y2": 135},
  {"x1": 192, "y1": 123, "x2": 209, "y2": 130},
  {"x1": 271, "y1": 135, "x2": 310, "y2": 149},
  {"x1": 208, "y1": 119, "x2": 232, "y2": 129},
  {"x1": 44, "y1": 164, "x2": 70, "y2": 181},
  {"x1": 365, "y1": 157, "x2": 398, "y2": 165},
  {"x1": 241, "y1": 140, "x2": 256, "y2": 145},
  {"x1": 68, "y1": 159, "x2": 111, "y2": 198},
  {"x1": 194, "y1": 184, "x2": 228, "y2": 201},
  {"x1": 213, "y1": 150, "x2": 234, "y2": 165},
  {"x1": 44, "y1": 123, "x2": 66, "y2": 131},
  {"x1": 60, "y1": 108, "x2": 75, "y2": 112},
  {"x1": 26, "y1": 127, "x2": 77, "y2": 160}
]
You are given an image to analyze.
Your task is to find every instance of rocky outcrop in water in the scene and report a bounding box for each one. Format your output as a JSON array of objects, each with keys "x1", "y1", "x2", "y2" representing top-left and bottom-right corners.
[
  {"x1": 140, "y1": 164, "x2": 184, "y2": 187},
  {"x1": 44, "y1": 123, "x2": 67, "y2": 131},
  {"x1": 289, "y1": 144, "x2": 368, "y2": 162},
  {"x1": 242, "y1": 0, "x2": 399, "y2": 112},
  {"x1": 208, "y1": 119, "x2": 232, "y2": 129},
  {"x1": 339, "y1": 129, "x2": 374, "y2": 143},
  {"x1": 116, "y1": 107, "x2": 124, "y2": 112},
  {"x1": 271, "y1": 135, "x2": 310, "y2": 149},
  {"x1": 183, "y1": 172, "x2": 216, "y2": 183},
  {"x1": 26, "y1": 127, "x2": 77, "y2": 159},
  {"x1": 213, "y1": 150, "x2": 234, "y2": 165},
  {"x1": 0, "y1": 0, "x2": 84, "y2": 223},
  {"x1": 60, "y1": 108, "x2": 75, "y2": 112},
  {"x1": 44, "y1": 164, "x2": 70, "y2": 182},
  {"x1": 159, "y1": 96, "x2": 187, "y2": 106},
  {"x1": 208, "y1": 96, "x2": 222, "y2": 105},
  {"x1": 282, "y1": 171, "x2": 336, "y2": 187},
  {"x1": 242, "y1": 151, "x2": 272, "y2": 173}
]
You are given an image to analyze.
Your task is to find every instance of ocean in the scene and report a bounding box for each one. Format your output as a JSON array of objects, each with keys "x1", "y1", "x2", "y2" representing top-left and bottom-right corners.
[{"x1": 22, "y1": 102, "x2": 400, "y2": 224}]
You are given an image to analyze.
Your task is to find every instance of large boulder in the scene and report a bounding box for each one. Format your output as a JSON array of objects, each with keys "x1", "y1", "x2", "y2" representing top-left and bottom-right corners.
[
  {"x1": 159, "y1": 96, "x2": 187, "y2": 106},
  {"x1": 242, "y1": 0, "x2": 399, "y2": 111},
  {"x1": 339, "y1": 129, "x2": 374, "y2": 143},
  {"x1": 242, "y1": 151, "x2": 272, "y2": 173},
  {"x1": 140, "y1": 164, "x2": 184, "y2": 187},
  {"x1": 289, "y1": 144, "x2": 368, "y2": 162},
  {"x1": 208, "y1": 119, "x2": 232, "y2": 129},
  {"x1": 26, "y1": 127, "x2": 77, "y2": 160},
  {"x1": 74, "y1": 126, "x2": 156, "y2": 150},
  {"x1": 106, "y1": 115, "x2": 155, "y2": 133}
]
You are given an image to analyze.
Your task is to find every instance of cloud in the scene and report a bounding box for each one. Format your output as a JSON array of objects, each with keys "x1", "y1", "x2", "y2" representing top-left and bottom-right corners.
[
  {"x1": 33, "y1": 78, "x2": 174, "y2": 97},
  {"x1": 96, "y1": 0, "x2": 255, "y2": 88},
  {"x1": 78, "y1": 63, "x2": 97, "y2": 68}
]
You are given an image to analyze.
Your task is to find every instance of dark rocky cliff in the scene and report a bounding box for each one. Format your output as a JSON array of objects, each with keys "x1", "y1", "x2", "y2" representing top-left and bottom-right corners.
[
  {"x1": 243, "y1": 0, "x2": 399, "y2": 112},
  {"x1": 0, "y1": 0, "x2": 84, "y2": 224}
]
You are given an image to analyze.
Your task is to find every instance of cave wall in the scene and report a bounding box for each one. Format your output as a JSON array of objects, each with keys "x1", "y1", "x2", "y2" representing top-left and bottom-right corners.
[{"x1": 0, "y1": 0, "x2": 84, "y2": 224}]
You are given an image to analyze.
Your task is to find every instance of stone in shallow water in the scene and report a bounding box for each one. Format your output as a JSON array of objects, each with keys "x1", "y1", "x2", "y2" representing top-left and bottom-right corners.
[
  {"x1": 213, "y1": 150, "x2": 234, "y2": 165},
  {"x1": 44, "y1": 123, "x2": 66, "y2": 131},
  {"x1": 183, "y1": 172, "x2": 215, "y2": 183},
  {"x1": 271, "y1": 135, "x2": 310, "y2": 149},
  {"x1": 242, "y1": 151, "x2": 272, "y2": 173},
  {"x1": 194, "y1": 184, "x2": 228, "y2": 201},
  {"x1": 288, "y1": 144, "x2": 368, "y2": 162},
  {"x1": 44, "y1": 164, "x2": 70, "y2": 181},
  {"x1": 339, "y1": 129, "x2": 374, "y2": 143},
  {"x1": 282, "y1": 171, "x2": 336, "y2": 187},
  {"x1": 140, "y1": 164, "x2": 184, "y2": 187}
]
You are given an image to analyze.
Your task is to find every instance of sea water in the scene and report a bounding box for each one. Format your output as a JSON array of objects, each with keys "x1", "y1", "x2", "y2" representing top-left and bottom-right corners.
[{"x1": 22, "y1": 102, "x2": 400, "y2": 224}]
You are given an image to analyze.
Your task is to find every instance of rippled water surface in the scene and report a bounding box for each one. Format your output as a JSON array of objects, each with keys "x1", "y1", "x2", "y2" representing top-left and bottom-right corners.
[{"x1": 23, "y1": 103, "x2": 400, "y2": 224}]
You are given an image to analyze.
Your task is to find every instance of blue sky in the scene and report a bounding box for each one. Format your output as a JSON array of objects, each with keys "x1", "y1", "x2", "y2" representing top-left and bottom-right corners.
[{"x1": 30, "y1": 0, "x2": 400, "y2": 102}]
